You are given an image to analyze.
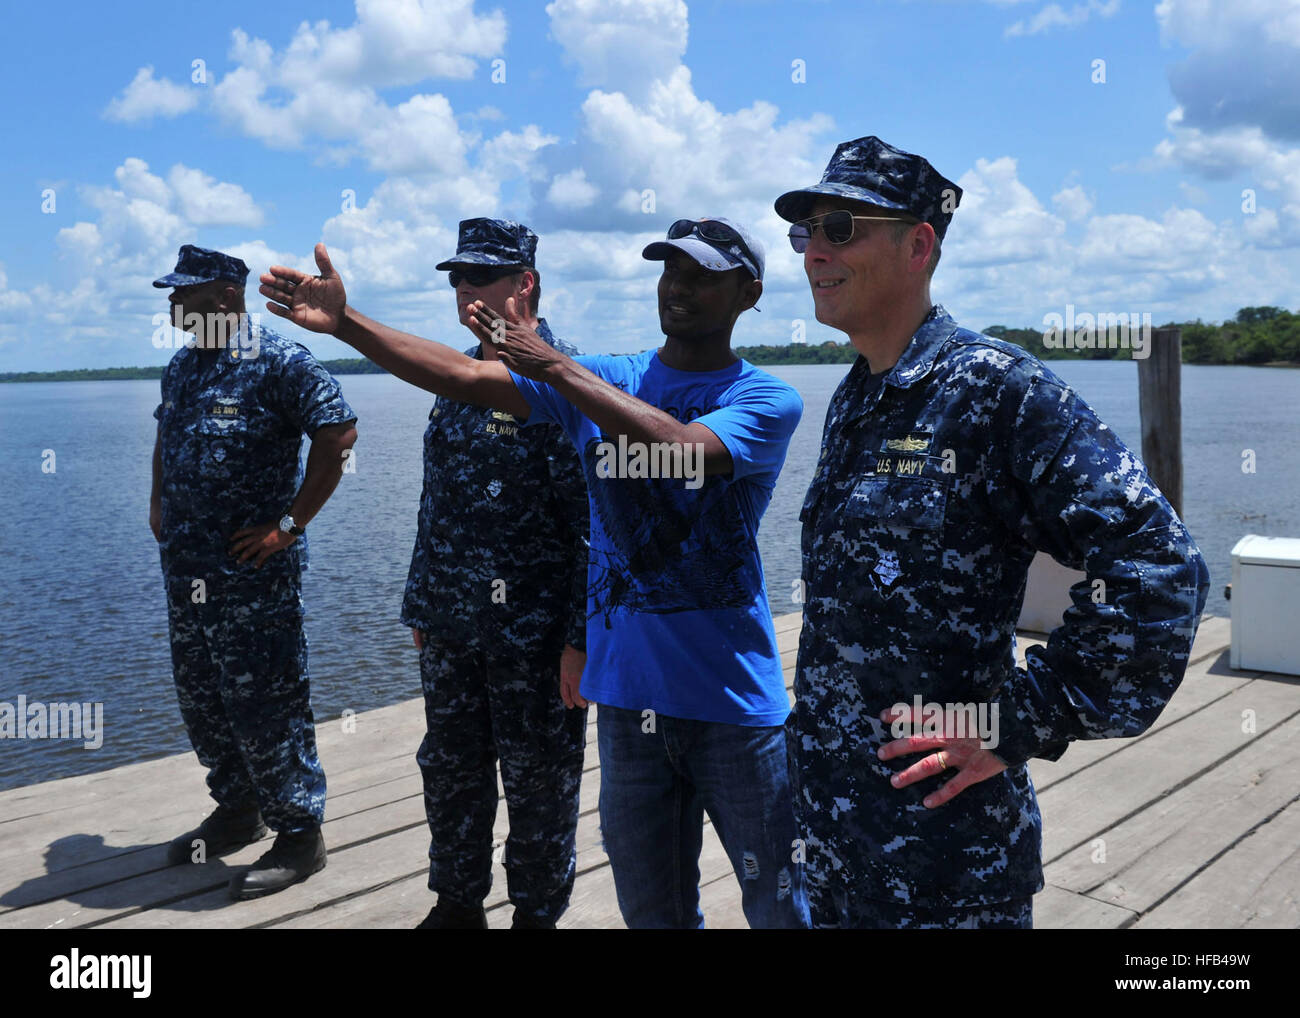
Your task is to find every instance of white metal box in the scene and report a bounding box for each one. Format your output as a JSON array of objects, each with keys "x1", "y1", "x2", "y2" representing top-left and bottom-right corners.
[{"x1": 1230, "y1": 534, "x2": 1300, "y2": 676}]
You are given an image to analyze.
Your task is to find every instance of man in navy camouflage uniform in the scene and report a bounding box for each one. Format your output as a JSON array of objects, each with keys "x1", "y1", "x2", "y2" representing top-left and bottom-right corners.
[
  {"x1": 776, "y1": 137, "x2": 1210, "y2": 928},
  {"x1": 149, "y1": 245, "x2": 357, "y2": 899},
  {"x1": 402, "y1": 220, "x2": 589, "y2": 930}
]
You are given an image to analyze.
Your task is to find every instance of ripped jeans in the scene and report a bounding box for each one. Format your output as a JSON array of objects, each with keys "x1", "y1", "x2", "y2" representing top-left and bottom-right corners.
[{"x1": 596, "y1": 703, "x2": 810, "y2": 929}]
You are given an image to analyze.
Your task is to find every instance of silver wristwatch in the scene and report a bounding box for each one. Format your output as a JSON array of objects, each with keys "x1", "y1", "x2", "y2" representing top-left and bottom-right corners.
[{"x1": 279, "y1": 513, "x2": 305, "y2": 536}]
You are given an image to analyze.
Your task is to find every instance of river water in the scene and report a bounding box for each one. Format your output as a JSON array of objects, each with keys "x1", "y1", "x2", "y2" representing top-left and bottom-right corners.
[{"x1": 1, "y1": 359, "x2": 1295, "y2": 791}]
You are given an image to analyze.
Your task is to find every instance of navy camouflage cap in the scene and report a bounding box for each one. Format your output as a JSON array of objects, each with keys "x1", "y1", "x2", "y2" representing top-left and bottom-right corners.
[
  {"x1": 435, "y1": 218, "x2": 538, "y2": 271},
  {"x1": 153, "y1": 244, "x2": 250, "y2": 288},
  {"x1": 775, "y1": 136, "x2": 963, "y2": 240},
  {"x1": 642, "y1": 216, "x2": 765, "y2": 281}
]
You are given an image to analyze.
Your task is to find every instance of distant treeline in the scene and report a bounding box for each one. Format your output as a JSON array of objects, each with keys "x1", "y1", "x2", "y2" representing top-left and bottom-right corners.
[
  {"x1": 986, "y1": 306, "x2": 1300, "y2": 365},
  {"x1": 0, "y1": 358, "x2": 388, "y2": 383},
  {"x1": 738, "y1": 343, "x2": 858, "y2": 364},
  {"x1": 3, "y1": 307, "x2": 1297, "y2": 381}
]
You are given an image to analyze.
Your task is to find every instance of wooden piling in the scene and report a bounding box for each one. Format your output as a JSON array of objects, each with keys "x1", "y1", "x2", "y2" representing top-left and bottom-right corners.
[{"x1": 1138, "y1": 325, "x2": 1183, "y2": 517}]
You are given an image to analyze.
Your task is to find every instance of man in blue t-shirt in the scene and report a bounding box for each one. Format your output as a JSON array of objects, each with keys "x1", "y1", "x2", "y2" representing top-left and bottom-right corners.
[{"x1": 260, "y1": 218, "x2": 810, "y2": 929}]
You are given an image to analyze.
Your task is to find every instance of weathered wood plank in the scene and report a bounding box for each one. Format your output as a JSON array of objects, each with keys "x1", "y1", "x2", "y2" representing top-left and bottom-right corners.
[
  {"x1": 1037, "y1": 675, "x2": 1300, "y2": 866},
  {"x1": 1133, "y1": 795, "x2": 1300, "y2": 929},
  {"x1": 1044, "y1": 708, "x2": 1300, "y2": 917},
  {"x1": 1034, "y1": 883, "x2": 1137, "y2": 929},
  {"x1": 6, "y1": 755, "x2": 601, "y2": 929}
]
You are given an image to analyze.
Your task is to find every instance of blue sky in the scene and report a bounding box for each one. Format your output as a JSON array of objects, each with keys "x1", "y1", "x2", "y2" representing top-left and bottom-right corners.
[{"x1": 1, "y1": 0, "x2": 1295, "y2": 371}]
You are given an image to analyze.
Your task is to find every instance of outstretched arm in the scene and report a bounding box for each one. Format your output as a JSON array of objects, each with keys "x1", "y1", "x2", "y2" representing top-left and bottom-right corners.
[
  {"x1": 259, "y1": 243, "x2": 528, "y2": 418},
  {"x1": 467, "y1": 298, "x2": 736, "y2": 476}
]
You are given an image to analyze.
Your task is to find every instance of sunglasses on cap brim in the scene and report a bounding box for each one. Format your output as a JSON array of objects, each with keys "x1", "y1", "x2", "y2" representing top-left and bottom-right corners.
[
  {"x1": 448, "y1": 265, "x2": 524, "y2": 288},
  {"x1": 787, "y1": 210, "x2": 916, "y2": 253},
  {"x1": 666, "y1": 219, "x2": 761, "y2": 279}
]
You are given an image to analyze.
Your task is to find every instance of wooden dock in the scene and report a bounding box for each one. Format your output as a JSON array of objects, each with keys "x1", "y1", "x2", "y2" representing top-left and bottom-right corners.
[{"x1": 2, "y1": 612, "x2": 1296, "y2": 929}]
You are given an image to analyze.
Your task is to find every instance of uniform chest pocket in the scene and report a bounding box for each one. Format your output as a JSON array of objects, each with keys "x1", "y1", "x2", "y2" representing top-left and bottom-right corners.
[{"x1": 844, "y1": 474, "x2": 948, "y2": 530}]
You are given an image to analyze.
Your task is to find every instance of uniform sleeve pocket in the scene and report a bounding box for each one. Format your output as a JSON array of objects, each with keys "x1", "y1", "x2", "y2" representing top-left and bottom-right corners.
[{"x1": 844, "y1": 474, "x2": 948, "y2": 530}]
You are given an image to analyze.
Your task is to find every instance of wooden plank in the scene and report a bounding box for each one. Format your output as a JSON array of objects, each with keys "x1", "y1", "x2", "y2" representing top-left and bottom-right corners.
[
  {"x1": 0, "y1": 731, "x2": 595, "y2": 910},
  {"x1": 773, "y1": 611, "x2": 801, "y2": 637},
  {"x1": 1034, "y1": 883, "x2": 1136, "y2": 929},
  {"x1": 696, "y1": 870, "x2": 747, "y2": 929},
  {"x1": 0, "y1": 750, "x2": 420, "y2": 884},
  {"x1": 1027, "y1": 616, "x2": 1238, "y2": 789},
  {"x1": 1037, "y1": 676, "x2": 1300, "y2": 866},
  {"x1": 1044, "y1": 709, "x2": 1300, "y2": 916},
  {"x1": 1030, "y1": 665, "x2": 1254, "y2": 791},
  {"x1": 1133, "y1": 795, "x2": 1300, "y2": 929},
  {"x1": 6, "y1": 753, "x2": 602, "y2": 929}
]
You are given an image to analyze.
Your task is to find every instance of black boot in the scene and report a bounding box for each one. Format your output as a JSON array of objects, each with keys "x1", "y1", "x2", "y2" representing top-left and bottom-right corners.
[
  {"x1": 166, "y1": 802, "x2": 267, "y2": 866},
  {"x1": 511, "y1": 909, "x2": 556, "y2": 929},
  {"x1": 415, "y1": 897, "x2": 488, "y2": 929},
  {"x1": 228, "y1": 827, "x2": 326, "y2": 900}
]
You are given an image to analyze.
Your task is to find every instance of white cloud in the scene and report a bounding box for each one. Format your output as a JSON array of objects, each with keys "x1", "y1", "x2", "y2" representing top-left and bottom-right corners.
[
  {"x1": 167, "y1": 166, "x2": 264, "y2": 228},
  {"x1": 195, "y1": 0, "x2": 505, "y2": 168},
  {"x1": 945, "y1": 157, "x2": 1065, "y2": 268},
  {"x1": 1052, "y1": 184, "x2": 1094, "y2": 221},
  {"x1": 358, "y1": 93, "x2": 467, "y2": 175},
  {"x1": 1005, "y1": 0, "x2": 1119, "y2": 37},
  {"x1": 276, "y1": 0, "x2": 504, "y2": 89},
  {"x1": 319, "y1": 178, "x2": 461, "y2": 293},
  {"x1": 480, "y1": 125, "x2": 560, "y2": 182},
  {"x1": 104, "y1": 67, "x2": 199, "y2": 123},
  {"x1": 534, "y1": 66, "x2": 834, "y2": 245},
  {"x1": 115, "y1": 158, "x2": 172, "y2": 208},
  {"x1": 547, "y1": 168, "x2": 599, "y2": 210},
  {"x1": 887, "y1": 155, "x2": 1300, "y2": 336},
  {"x1": 1152, "y1": 109, "x2": 1300, "y2": 247},
  {"x1": 546, "y1": 0, "x2": 688, "y2": 102}
]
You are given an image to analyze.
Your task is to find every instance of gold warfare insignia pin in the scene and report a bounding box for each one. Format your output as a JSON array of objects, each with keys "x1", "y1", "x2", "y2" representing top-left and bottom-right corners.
[
  {"x1": 491, "y1": 411, "x2": 518, "y2": 423},
  {"x1": 883, "y1": 434, "x2": 932, "y2": 454}
]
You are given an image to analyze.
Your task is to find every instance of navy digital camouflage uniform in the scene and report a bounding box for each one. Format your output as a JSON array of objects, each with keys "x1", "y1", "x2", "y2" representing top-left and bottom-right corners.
[
  {"x1": 403, "y1": 218, "x2": 590, "y2": 923},
  {"x1": 777, "y1": 140, "x2": 1210, "y2": 928},
  {"x1": 154, "y1": 247, "x2": 357, "y2": 834}
]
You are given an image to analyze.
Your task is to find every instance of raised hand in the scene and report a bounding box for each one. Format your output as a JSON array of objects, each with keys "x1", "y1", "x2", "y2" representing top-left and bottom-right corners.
[
  {"x1": 259, "y1": 242, "x2": 347, "y2": 334},
  {"x1": 465, "y1": 297, "x2": 565, "y2": 380}
]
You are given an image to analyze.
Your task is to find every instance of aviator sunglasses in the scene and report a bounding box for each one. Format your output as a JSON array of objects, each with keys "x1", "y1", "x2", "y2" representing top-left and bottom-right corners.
[
  {"x1": 666, "y1": 219, "x2": 761, "y2": 279},
  {"x1": 787, "y1": 210, "x2": 913, "y2": 253}
]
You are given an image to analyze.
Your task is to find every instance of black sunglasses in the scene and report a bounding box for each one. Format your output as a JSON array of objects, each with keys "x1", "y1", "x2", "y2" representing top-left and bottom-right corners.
[
  {"x1": 667, "y1": 219, "x2": 761, "y2": 279},
  {"x1": 787, "y1": 210, "x2": 913, "y2": 253},
  {"x1": 448, "y1": 265, "x2": 521, "y2": 288}
]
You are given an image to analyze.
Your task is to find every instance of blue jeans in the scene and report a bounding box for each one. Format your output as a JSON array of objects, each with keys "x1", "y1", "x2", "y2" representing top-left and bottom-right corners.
[{"x1": 596, "y1": 703, "x2": 810, "y2": 929}]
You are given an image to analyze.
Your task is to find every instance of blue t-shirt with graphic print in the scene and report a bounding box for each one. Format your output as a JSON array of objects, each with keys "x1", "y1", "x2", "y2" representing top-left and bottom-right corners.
[{"x1": 508, "y1": 349, "x2": 802, "y2": 726}]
